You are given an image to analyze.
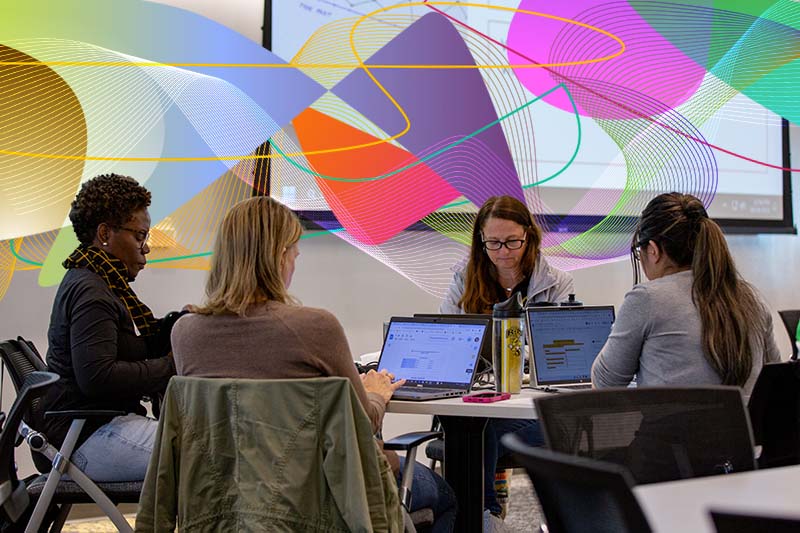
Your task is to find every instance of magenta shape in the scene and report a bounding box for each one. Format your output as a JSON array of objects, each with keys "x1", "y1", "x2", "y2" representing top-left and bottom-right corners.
[{"x1": 507, "y1": 0, "x2": 707, "y2": 119}]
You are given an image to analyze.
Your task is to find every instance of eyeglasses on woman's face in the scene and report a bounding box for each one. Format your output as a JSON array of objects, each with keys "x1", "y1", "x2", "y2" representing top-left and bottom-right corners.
[
  {"x1": 115, "y1": 226, "x2": 150, "y2": 250},
  {"x1": 483, "y1": 238, "x2": 526, "y2": 251}
]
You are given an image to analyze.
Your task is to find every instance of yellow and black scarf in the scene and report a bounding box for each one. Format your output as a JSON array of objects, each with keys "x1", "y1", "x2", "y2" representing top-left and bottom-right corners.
[{"x1": 63, "y1": 246, "x2": 159, "y2": 337}]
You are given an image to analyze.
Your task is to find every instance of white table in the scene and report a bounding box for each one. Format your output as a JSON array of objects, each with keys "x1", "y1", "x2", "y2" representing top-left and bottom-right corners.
[
  {"x1": 388, "y1": 389, "x2": 547, "y2": 532},
  {"x1": 388, "y1": 389, "x2": 541, "y2": 419},
  {"x1": 635, "y1": 465, "x2": 800, "y2": 532}
]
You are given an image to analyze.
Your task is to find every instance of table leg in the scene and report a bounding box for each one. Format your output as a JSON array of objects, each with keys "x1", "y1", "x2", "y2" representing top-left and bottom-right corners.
[{"x1": 440, "y1": 415, "x2": 488, "y2": 533}]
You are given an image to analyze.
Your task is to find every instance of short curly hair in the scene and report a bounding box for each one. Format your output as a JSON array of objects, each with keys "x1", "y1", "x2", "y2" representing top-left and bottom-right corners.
[{"x1": 69, "y1": 174, "x2": 152, "y2": 245}]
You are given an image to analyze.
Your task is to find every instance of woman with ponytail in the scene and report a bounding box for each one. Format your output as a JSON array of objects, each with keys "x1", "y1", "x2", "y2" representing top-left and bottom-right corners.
[{"x1": 592, "y1": 192, "x2": 779, "y2": 398}]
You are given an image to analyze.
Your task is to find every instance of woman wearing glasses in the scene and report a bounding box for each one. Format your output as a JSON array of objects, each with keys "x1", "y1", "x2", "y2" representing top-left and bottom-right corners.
[
  {"x1": 440, "y1": 195, "x2": 573, "y2": 313},
  {"x1": 439, "y1": 195, "x2": 572, "y2": 526},
  {"x1": 41, "y1": 174, "x2": 176, "y2": 481},
  {"x1": 592, "y1": 192, "x2": 779, "y2": 398}
]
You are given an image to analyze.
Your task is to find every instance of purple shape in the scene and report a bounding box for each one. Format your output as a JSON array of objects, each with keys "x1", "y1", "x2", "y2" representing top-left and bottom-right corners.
[{"x1": 332, "y1": 12, "x2": 523, "y2": 207}]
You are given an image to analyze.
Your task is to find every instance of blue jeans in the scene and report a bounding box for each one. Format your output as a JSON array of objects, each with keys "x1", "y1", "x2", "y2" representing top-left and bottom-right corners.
[
  {"x1": 398, "y1": 457, "x2": 457, "y2": 533},
  {"x1": 72, "y1": 413, "x2": 157, "y2": 482},
  {"x1": 484, "y1": 418, "x2": 543, "y2": 515}
]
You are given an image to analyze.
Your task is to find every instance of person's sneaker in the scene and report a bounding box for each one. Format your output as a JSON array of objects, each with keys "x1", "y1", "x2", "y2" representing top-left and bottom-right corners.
[{"x1": 483, "y1": 509, "x2": 509, "y2": 533}]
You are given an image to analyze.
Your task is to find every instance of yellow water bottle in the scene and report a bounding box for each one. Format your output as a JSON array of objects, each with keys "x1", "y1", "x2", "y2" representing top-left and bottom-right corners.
[{"x1": 493, "y1": 292, "x2": 525, "y2": 394}]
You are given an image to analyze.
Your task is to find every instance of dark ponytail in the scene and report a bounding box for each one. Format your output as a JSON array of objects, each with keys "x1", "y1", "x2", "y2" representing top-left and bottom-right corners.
[{"x1": 634, "y1": 193, "x2": 765, "y2": 386}]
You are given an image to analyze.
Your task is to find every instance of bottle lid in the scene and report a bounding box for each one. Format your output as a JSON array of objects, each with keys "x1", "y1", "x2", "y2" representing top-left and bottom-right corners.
[
  {"x1": 493, "y1": 292, "x2": 524, "y2": 318},
  {"x1": 560, "y1": 293, "x2": 583, "y2": 307}
]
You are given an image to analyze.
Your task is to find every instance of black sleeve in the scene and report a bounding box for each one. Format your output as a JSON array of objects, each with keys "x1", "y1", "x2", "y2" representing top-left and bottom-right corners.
[
  {"x1": 69, "y1": 288, "x2": 175, "y2": 399},
  {"x1": 144, "y1": 310, "x2": 191, "y2": 358}
]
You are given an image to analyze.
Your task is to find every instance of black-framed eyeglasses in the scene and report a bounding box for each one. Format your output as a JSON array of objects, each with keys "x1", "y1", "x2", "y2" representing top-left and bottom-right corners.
[
  {"x1": 483, "y1": 238, "x2": 526, "y2": 251},
  {"x1": 115, "y1": 226, "x2": 150, "y2": 249}
]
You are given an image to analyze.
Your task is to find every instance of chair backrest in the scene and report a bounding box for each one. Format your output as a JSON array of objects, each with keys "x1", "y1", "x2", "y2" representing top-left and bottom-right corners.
[
  {"x1": 711, "y1": 510, "x2": 800, "y2": 533},
  {"x1": 0, "y1": 371, "x2": 59, "y2": 523},
  {"x1": 0, "y1": 337, "x2": 48, "y2": 392},
  {"x1": 777, "y1": 310, "x2": 800, "y2": 360},
  {"x1": 748, "y1": 361, "x2": 800, "y2": 468},
  {"x1": 535, "y1": 387, "x2": 756, "y2": 485},
  {"x1": 0, "y1": 338, "x2": 51, "y2": 464},
  {"x1": 502, "y1": 433, "x2": 651, "y2": 533},
  {"x1": 136, "y1": 376, "x2": 402, "y2": 533}
]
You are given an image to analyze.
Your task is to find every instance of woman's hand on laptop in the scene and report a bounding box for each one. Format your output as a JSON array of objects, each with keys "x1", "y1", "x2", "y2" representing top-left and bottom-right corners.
[{"x1": 361, "y1": 369, "x2": 406, "y2": 404}]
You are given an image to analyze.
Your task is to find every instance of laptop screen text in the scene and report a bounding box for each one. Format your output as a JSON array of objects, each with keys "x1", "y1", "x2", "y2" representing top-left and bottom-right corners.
[
  {"x1": 378, "y1": 321, "x2": 486, "y2": 387},
  {"x1": 527, "y1": 307, "x2": 614, "y2": 386}
]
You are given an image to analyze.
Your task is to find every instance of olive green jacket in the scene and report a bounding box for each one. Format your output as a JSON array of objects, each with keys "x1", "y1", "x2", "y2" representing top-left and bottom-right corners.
[{"x1": 135, "y1": 376, "x2": 403, "y2": 532}]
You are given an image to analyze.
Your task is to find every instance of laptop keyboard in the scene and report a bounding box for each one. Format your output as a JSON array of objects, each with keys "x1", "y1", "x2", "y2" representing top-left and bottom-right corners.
[{"x1": 396, "y1": 387, "x2": 455, "y2": 395}]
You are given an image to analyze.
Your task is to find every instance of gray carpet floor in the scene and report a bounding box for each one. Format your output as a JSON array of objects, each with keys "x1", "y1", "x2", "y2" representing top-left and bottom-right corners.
[
  {"x1": 61, "y1": 476, "x2": 544, "y2": 532},
  {"x1": 503, "y1": 473, "x2": 544, "y2": 532}
]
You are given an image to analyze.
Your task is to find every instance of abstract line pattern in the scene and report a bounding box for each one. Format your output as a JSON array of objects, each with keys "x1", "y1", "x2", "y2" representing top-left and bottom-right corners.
[{"x1": 0, "y1": 0, "x2": 797, "y2": 302}]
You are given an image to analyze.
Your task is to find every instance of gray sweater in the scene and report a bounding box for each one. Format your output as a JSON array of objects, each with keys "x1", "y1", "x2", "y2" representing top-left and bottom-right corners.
[
  {"x1": 592, "y1": 270, "x2": 780, "y2": 399},
  {"x1": 440, "y1": 255, "x2": 574, "y2": 313}
]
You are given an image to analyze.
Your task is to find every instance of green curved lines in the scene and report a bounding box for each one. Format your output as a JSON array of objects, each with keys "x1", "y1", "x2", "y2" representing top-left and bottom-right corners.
[
  {"x1": 9, "y1": 83, "x2": 582, "y2": 267},
  {"x1": 9, "y1": 240, "x2": 43, "y2": 267},
  {"x1": 271, "y1": 82, "x2": 581, "y2": 186}
]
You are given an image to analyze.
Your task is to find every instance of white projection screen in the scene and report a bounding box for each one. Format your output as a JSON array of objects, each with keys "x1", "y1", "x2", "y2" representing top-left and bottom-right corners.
[{"x1": 265, "y1": 1, "x2": 794, "y2": 234}]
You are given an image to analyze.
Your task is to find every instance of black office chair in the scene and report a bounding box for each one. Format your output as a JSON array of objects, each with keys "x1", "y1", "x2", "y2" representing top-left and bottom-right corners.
[
  {"x1": 711, "y1": 510, "x2": 800, "y2": 532},
  {"x1": 425, "y1": 418, "x2": 519, "y2": 470},
  {"x1": 0, "y1": 337, "x2": 140, "y2": 532},
  {"x1": 0, "y1": 371, "x2": 60, "y2": 530},
  {"x1": 748, "y1": 361, "x2": 800, "y2": 468},
  {"x1": 535, "y1": 387, "x2": 756, "y2": 484},
  {"x1": 502, "y1": 433, "x2": 652, "y2": 533},
  {"x1": 778, "y1": 310, "x2": 800, "y2": 360}
]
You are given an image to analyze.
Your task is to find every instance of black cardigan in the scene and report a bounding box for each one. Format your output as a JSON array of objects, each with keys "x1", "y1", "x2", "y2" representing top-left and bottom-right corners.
[{"x1": 41, "y1": 268, "x2": 175, "y2": 448}]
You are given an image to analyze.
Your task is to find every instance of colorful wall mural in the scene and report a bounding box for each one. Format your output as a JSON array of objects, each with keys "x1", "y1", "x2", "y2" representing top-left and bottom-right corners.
[{"x1": 0, "y1": 0, "x2": 798, "y2": 300}]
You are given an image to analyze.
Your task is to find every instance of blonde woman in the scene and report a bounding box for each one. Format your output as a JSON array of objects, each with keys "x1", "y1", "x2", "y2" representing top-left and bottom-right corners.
[{"x1": 171, "y1": 196, "x2": 457, "y2": 532}]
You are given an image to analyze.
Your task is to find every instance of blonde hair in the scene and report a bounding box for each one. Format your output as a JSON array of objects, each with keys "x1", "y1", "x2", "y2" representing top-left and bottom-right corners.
[{"x1": 197, "y1": 196, "x2": 302, "y2": 316}]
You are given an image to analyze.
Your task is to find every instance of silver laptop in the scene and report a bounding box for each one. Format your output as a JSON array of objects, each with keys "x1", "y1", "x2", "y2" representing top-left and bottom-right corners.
[
  {"x1": 377, "y1": 316, "x2": 489, "y2": 401},
  {"x1": 526, "y1": 306, "x2": 615, "y2": 391}
]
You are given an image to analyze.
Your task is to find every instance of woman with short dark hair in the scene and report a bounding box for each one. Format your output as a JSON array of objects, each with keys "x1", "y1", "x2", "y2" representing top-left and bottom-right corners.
[{"x1": 41, "y1": 173, "x2": 175, "y2": 481}]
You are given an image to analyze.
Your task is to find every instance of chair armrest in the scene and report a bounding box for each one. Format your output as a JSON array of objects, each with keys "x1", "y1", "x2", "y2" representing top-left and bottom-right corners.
[
  {"x1": 44, "y1": 410, "x2": 126, "y2": 420},
  {"x1": 384, "y1": 431, "x2": 443, "y2": 451}
]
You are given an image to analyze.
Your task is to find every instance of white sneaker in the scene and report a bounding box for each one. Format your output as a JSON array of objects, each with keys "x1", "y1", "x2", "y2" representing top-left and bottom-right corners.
[{"x1": 484, "y1": 509, "x2": 510, "y2": 533}]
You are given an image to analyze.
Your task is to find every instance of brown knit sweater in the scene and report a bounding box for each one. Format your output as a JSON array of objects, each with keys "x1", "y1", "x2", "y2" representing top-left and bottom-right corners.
[{"x1": 170, "y1": 301, "x2": 386, "y2": 432}]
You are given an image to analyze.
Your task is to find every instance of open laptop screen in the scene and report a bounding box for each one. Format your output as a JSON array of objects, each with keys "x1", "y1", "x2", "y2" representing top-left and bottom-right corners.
[
  {"x1": 526, "y1": 306, "x2": 615, "y2": 386},
  {"x1": 413, "y1": 313, "x2": 492, "y2": 370},
  {"x1": 378, "y1": 318, "x2": 488, "y2": 387}
]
